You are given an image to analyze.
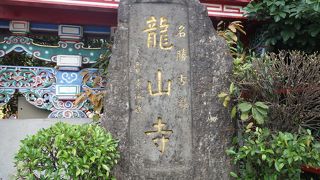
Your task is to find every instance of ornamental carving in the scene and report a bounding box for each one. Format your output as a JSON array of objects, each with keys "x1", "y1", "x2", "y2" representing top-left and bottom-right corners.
[
  {"x1": 0, "y1": 66, "x2": 105, "y2": 118},
  {"x1": 0, "y1": 36, "x2": 105, "y2": 64}
]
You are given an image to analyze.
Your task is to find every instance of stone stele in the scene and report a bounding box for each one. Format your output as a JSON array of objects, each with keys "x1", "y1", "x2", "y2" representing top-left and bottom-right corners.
[{"x1": 103, "y1": 0, "x2": 234, "y2": 179}]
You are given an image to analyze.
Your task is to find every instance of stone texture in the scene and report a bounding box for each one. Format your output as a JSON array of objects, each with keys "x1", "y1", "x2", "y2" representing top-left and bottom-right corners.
[{"x1": 103, "y1": 0, "x2": 234, "y2": 179}]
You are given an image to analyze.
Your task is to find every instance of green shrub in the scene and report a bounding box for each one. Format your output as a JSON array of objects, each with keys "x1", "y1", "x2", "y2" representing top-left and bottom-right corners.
[
  {"x1": 244, "y1": 0, "x2": 320, "y2": 51},
  {"x1": 220, "y1": 51, "x2": 320, "y2": 138},
  {"x1": 218, "y1": 20, "x2": 320, "y2": 179},
  {"x1": 14, "y1": 122, "x2": 119, "y2": 179},
  {"x1": 227, "y1": 128, "x2": 320, "y2": 179}
]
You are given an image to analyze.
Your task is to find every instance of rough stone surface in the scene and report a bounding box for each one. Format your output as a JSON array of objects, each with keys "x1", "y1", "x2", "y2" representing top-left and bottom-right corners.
[{"x1": 103, "y1": 0, "x2": 234, "y2": 179}]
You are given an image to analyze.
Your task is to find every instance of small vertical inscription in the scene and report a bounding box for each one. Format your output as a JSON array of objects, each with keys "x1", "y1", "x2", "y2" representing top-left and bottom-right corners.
[
  {"x1": 129, "y1": 3, "x2": 192, "y2": 175},
  {"x1": 178, "y1": 25, "x2": 186, "y2": 38},
  {"x1": 176, "y1": 48, "x2": 188, "y2": 61},
  {"x1": 178, "y1": 74, "x2": 187, "y2": 86}
]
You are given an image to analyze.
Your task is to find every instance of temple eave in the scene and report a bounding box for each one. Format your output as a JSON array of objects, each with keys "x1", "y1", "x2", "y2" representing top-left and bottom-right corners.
[{"x1": 0, "y1": 0, "x2": 248, "y2": 25}]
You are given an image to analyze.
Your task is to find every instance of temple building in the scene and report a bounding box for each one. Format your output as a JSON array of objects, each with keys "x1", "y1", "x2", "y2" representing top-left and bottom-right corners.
[{"x1": 0, "y1": 0, "x2": 249, "y2": 118}]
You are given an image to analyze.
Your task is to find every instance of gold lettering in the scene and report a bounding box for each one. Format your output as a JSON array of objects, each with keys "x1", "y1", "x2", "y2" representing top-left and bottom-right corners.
[
  {"x1": 177, "y1": 48, "x2": 188, "y2": 61},
  {"x1": 178, "y1": 25, "x2": 186, "y2": 38},
  {"x1": 159, "y1": 17, "x2": 173, "y2": 50},
  {"x1": 152, "y1": 136, "x2": 169, "y2": 154},
  {"x1": 145, "y1": 117, "x2": 173, "y2": 153},
  {"x1": 143, "y1": 16, "x2": 173, "y2": 50},
  {"x1": 178, "y1": 74, "x2": 187, "y2": 86},
  {"x1": 143, "y1": 16, "x2": 157, "y2": 48},
  {"x1": 147, "y1": 70, "x2": 171, "y2": 96}
]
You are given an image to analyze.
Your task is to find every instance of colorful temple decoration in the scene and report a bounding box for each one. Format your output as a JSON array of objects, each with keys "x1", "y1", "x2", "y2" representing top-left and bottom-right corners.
[
  {"x1": 0, "y1": 0, "x2": 250, "y2": 118},
  {"x1": 205, "y1": 3, "x2": 246, "y2": 18},
  {"x1": 0, "y1": 36, "x2": 104, "y2": 63},
  {"x1": 0, "y1": 66, "x2": 105, "y2": 118},
  {"x1": 0, "y1": 0, "x2": 249, "y2": 27},
  {"x1": 0, "y1": 21, "x2": 106, "y2": 118}
]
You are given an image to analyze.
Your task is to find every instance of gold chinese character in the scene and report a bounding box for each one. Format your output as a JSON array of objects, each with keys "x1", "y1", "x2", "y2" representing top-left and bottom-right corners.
[
  {"x1": 145, "y1": 117, "x2": 173, "y2": 153},
  {"x1": 159, "y1": 17, "x2": 173, "y2": 50},
  {"x1": 177, "y1": 48, "x2": 188, "y2": 61},
  {"x1": 178, "y1": 74, "x2": 187, "y2": 85},
  {"x1": 143, "y1": 16, "x2": 157, "y2": 48},
  {"x1": 143, "y1": 16, "x2": 173, "y2": 50},
  {"x1": 153, "y1": 136, "x2": 169, "y2": 154},
  {"x1": 178, "y1": 25, "x2": 186, "y2": 38},
  {"x1": 178, "y1": 97, "x2": 188, "y2": 110},
  {"x1": 147, "y1": 70, "x2": 171, "y2": 96}
]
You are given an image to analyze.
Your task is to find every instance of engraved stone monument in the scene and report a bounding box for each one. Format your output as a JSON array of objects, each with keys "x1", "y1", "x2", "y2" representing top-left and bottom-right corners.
[{"x1": 103, "y1": 0, "x2": 234, "y2": 179}]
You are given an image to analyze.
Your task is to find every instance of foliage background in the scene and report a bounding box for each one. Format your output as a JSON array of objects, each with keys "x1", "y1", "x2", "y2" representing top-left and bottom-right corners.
[
  {"x1": 245, "y1": 0, "x2": 320, "y2": 52},
  {"x1": 15, "y1": 122, "x2": 119, "y2": 179},
  {"x1": 217, "y1": 16, "x2": 320, "y2": 178}
]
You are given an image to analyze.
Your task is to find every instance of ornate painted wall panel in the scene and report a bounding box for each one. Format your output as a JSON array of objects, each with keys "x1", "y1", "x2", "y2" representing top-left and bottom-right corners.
[
  {"x1": 0, "y1": 23, "x2": 107, "y2": 118},
  {"x1": 0, "y1": 66, "x2": 105, "y2": 118},
  {"x1": 0, "y1": 36, "x2": 104, "y2": 64}
]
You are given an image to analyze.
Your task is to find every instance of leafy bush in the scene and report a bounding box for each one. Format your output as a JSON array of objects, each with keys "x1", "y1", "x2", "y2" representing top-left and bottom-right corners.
[
  {"x1": 217, "y1": 21, "x2": 246, "y2": 57},
  {"x1": 227, "y1": 128, "x2": 320, "y2": 180},
  {"x1": 217, "y1": 22, "x2": 270, "y2": 129},
  {"x1": 245, "y1": 0, "x2": 320, "y2": 51},
  {"x1": 244, "y1": 52, "x2": 320, "y2": 137},
  {"x1": 218, "y1": 21, "x2": 320, "y2": 179},
  {"x1": 220, "y1": 51, "x2": 320, "y2": 139},
  {"x1": 220, "y1": 51, "x2": 320, "y2": 179},
  {"x1": 15, "y1": 122, "x2": 119, "y2": 179}
]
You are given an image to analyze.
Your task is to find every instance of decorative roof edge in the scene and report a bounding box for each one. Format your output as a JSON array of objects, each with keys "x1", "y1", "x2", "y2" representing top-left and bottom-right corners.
[{"x1": 0, "y1": 0, "x2": 247, "y2": 19}]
